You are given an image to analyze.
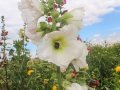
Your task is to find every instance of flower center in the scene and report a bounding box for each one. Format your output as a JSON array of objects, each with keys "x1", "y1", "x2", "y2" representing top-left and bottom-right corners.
[
  {"x1": 52, "y1": 36, "x2": 67, "y2": 52},
  {"x1": 54, "y1": 41, "x2": 60, "y2": 49}
]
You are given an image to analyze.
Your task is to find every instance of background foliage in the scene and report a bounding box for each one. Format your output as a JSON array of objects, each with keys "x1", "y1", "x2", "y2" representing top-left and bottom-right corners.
[{"x1": 87, "y1": 43, "x2": 120, "y2": 90}]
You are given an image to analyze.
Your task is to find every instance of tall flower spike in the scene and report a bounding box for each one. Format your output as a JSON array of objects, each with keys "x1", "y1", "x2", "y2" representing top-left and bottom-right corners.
[
  {"x1": 18, "y1": 0, "x2": 43, "y2": 45},
  {"x1": 37, "y1": 25, "x2": 88, "y2": 71}
]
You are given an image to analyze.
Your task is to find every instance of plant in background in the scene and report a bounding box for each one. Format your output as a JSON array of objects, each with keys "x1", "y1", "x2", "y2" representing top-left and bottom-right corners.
[
  {"x1": 0, "y1": 16, "x2": 9, "y2": 90},
  {"x1": 87, "y1": 43, "x2": 120, "y2": 90},
  {"x1": 114, "y1": 65, "x2": 120, "y2": 90},
  {"x1": 8, "y1": 24, "x2": 30, "y2": 90}
]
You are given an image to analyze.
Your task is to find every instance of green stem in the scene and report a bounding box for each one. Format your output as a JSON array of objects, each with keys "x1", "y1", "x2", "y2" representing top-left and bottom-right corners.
[
  {"x1": 59, "y1": 5, "x2": 62, "y2": 15},
  {"x1": 56, "y1": 6, "x2": 64, "y2": 90},
  {"x1": 57, "y1": 67, "x2": 62, "y2": 90},
  {"x1": 26, "y1": 76, "x2": 32, "y2": 87}
]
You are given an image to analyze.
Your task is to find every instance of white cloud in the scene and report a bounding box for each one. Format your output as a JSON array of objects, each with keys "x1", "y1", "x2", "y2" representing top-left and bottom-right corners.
[
  {"x1": 106, "y1": 32, "x2": 120, "y2": 44},
  {"x1": 90, "y1": 34, "x2": 105, "y2": 45},
  {"x1": 90, "y1": 32, "x2": 120, "y2": 46}
]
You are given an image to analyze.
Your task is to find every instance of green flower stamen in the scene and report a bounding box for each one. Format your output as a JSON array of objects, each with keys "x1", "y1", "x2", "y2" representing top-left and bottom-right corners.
[{"x1": 52, "y1": 36, "x2": 67, "y2": 52}]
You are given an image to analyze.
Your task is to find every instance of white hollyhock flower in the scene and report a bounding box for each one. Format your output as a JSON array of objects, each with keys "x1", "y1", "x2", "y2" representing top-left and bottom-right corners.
[
  {"x1": 66, "y1": 83, "x2": 88, "y2": 90},
  {"x1": 37, "y1": 24, "x2": 88, "y2": 70},
  {"x1": 18, "y1": 0, "x2": 43, "y2": 45}
]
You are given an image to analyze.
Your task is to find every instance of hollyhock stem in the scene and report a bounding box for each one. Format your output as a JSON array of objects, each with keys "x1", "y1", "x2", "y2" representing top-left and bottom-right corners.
[
  {"x1": 57, "y1": 67, "x2": 62, "y2": 90},
  {"x1": 70, "y1": 63, "x2": 76, "y2": 71}
]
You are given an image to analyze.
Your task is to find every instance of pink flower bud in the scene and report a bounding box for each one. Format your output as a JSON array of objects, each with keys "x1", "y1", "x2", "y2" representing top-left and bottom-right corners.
[
  {"x1": 0, "y1": 42, "x2": 3, "y2": 45},
  {"x1": 48, "y1": 17, "x2": 52, "y2": 22},
  {"x1": 1, "y1": 31, "x2": 8, "y2": 36},
  {"x1": 87, "y1": 47, "x2": 92, "y2": 53},
  {"x1": 54, "y1": 4, "x2": 58, "y2": 9},
  {"x1": 77, "y1": 36, "x2": 82, "y2": 41}
]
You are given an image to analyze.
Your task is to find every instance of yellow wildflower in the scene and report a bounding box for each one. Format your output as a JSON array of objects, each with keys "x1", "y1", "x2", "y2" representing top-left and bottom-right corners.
[
  {"x1": 27, "y1": 69, "x2": 34, "y2": 76},
  {"x1": 52, "y1": 85, "x2": 57, "y2": 90},
  {"x1": 115, "y1": 66, "x2": 120, "y2": 73}
]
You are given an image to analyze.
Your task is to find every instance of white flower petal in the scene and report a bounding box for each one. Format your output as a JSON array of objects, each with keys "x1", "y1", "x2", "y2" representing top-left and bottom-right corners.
[
  {"x1": 25, "y1": 29, "x2": 42, "y2": 45},
  {"x1": 66, "y1": 83, "x2": 88, "y2": 90},
  {"x1": 30, "y1": 0, "x2": 43, "y2": 12},
  {"x1": 18, "y1": 0, "x2": 42, "y2": 24},
  {"x1": 21, "y1": 9, "x2": 40, "y2": 23},
  {"x1": 72, "y1": 43, "x2": 88, "y2": 71},
  {"x1": 37, "y1": 40, "x2": 54, "y2": 62},
  {"x1": 59, "y1": 24, "x2": 80, "y2": 37},
  {"x1": 69, "y1": 8, "x2": 84, "y2": 29},
  {"x1": 72, "y1": 47, "x2": 88, "y2": 72}
]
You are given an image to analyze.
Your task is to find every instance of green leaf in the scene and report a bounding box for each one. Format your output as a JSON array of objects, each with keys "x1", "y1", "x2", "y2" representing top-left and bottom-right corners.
[
  {"x1": 55, "y1": 0, "x2": 64, "y2": 4},
  {"x1": 59, "y1": 13, "x2": 73, "y2": 25},
  {"x1": 51, "y1": 11, "x2": 60, "y2": 19},
  {"x1": 47, "y1": 0, "x2": 54, "y2": 10},
  {"x1": 40, "y1": 22, "x2": 48, "y2": 30}
]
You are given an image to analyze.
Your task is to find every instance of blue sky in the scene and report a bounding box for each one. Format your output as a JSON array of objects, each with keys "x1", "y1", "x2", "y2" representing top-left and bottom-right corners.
[{"x1": 80, "y1": 7, "x2": 120, "y2": 41}]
